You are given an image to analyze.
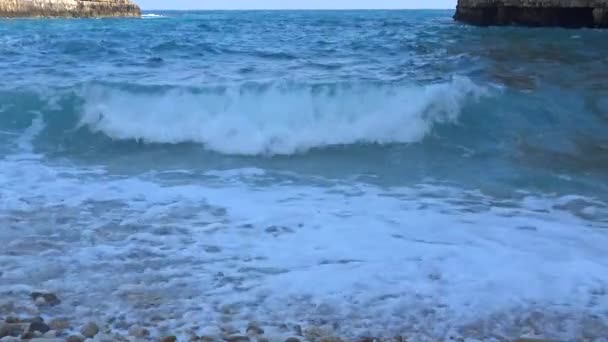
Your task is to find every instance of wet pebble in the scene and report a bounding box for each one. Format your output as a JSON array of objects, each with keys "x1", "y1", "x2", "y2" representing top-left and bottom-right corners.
[
  {"x1": 220, "y1": 325, "x2": 239, "y2": 335},
  {"x1": 67, "y1": 335, "x2": 86, "y2": 342},
  {"x1": 30, "y1": 292, "x2": 61, "y2": 307},
  {"x1": 320, "y1": 337, "x2": 343, "y2": 342},
  {"x1": 3, "y1": 317, "x2": 19, "y2": 324},
  {"x1": 80, "y1": 322, "x2": 100, "y2": 338},
  {"x1": 128, "y1": 325, "x2": 150, "y2": 338},
  {"x1": 224, "y1": 335, "x2": 250, "y2": 342},
  {"x1": 160, "y1": 336, "x2": 177, "y2": 342},
  {"x1": 285, "y1": 338, "x2": 301, "y2": 342},
  {"x1": 0, "y1": 322, "x2": 28, "y2": 338},
  {"x1": 48, "y1": 318, "x2": 70, "y2": 331},
  {"x1": 29, "y1": 321, "x2": 51, "y2": 334},
  {"x1": 246, "y1": 322, "x2": 264, "y2": 336}
]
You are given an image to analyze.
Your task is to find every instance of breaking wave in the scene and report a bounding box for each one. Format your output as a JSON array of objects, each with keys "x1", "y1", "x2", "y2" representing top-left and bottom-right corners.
[{"x1": 79, "y1": 77, "x2": 487, "y2": 155}]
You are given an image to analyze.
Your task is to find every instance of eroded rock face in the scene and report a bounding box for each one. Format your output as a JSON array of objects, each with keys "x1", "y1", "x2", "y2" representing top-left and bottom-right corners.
[
  {"x1": 454, "y1": 0, "x2": 608, "y2": 27},
  {"x1": 0, "y1": 0, "x2": 140, "y2": 18}
]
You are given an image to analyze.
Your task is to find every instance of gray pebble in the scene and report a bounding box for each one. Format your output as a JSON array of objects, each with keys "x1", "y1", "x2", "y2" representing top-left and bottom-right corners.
[
  {"x1": 67, "y1": 335, "x2": 86, "y2": 342},
  {"x1": 0, "y1": 322, "x2": 28, "y2": 338},
  {"x1": 246, "y1": 323, "x2": 264, "y2": 336},
  {"x1": 224, "y1": 335, "x2": 250, "y2": 342},
  {"x1": 48, "y1": 318, "x2": 70, "y2": 331},
  {"x1": 30, "y1": 292, "x2": 61, "y2": 307},
  {"x1": 29, "y1": 321, "x2": 51, "y2": 334},
  {"x1": 80, "y1": 322, "x2": 100, "y2": 338},
  {"x1": 128, "y1": 325, "x2": 150, "y2": 337}
]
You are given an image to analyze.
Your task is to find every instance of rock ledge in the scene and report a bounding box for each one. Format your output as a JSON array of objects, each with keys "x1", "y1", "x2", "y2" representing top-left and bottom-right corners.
[
  {"x1": 454, "y1": 0, "x2": 608, "y2": 27},
  {"x1": 0, "y1": 0, "x2": 140, "y2": 18}
]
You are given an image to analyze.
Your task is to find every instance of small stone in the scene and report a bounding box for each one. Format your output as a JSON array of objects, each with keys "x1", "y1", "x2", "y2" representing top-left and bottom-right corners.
[
  {"x1": 246, "y1": 323, "x2": 264, "y2": 336},
  {"x1": 29, "y1": 321, "x2": 51, "y2": 334},
  {"x1": 0, "y1": 322, "x2": 28, "y2": 338},
  {"x1": 201, "y1": 336, "x2": 218, "y2": 342},
  {"x1": 224, "y1": 335, "x2": 250, "y2": 342},
  {"x1": 80, "y1": 322, "x2": 100, "y2": 338},
  {"x1": 320, "y1": 337, "x2": 343, "y2": 342},
  {"x1": 29, "y1": 339, "x2": 64, "y2": 342},
  {"x1": 293, "y1": 325, "x2": 302, "y2": 336},
  {"x1": 303, "y1": 326, "x2": 332, "y2": 341},
  {"x1": 30, "y1": 292, "x2": 61, "y2": 307},
  {"x1": 48, "y1": 318, "x2": 70, "y2": 331},
  {"x1": 128, "y1": 325, "x2": 150, "y2": 337},
  {"x1": 285, "y1": 338, "x2": 301, "y2": 342},
  {"x1": 220, "y1": 325, "x2": 239, "y2": 335},
  {"x1": 3, "y1": 317, "x2": 19, "y2": 324},
  {"x1": 67, "y1": 335, "x2": 86, "y2": 342},
  {"x1": 160, "y1": 336, "x2": 177, "y2": 342},
  {"x1": 24, "y1": 317, "x2": 45, "y2": 324}
]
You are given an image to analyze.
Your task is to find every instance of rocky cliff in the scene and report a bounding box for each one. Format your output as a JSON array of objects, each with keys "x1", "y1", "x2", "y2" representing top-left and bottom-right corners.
[
  {"x1": 0, "y1": 0, "x2": 140, "y2": 18},
  {"x1": 454, "y1": 0, "x2": 608, "y2": 27}
]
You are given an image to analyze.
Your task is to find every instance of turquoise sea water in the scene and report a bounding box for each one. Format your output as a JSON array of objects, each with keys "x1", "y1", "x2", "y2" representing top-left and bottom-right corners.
[{"x1": 1, "y1": 10, "x2": 608, "y2": 341}]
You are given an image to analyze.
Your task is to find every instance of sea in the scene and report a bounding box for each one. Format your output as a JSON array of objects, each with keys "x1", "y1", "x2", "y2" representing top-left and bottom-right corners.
[{"x1": 1, "y1": 10, "x2": 608, "y2": 341}]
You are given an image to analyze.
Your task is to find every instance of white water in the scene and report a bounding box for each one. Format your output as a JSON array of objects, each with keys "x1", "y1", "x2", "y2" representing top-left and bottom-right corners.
[
  {"x1": 141, "y1": 14, "x2": 167, "y2": 19},
  {"x1": 79, "y1": 77, "x2": 487, "y2": 155},
  {"x1": 1, "y1": 120, "x2": 608, "y2": 341}
]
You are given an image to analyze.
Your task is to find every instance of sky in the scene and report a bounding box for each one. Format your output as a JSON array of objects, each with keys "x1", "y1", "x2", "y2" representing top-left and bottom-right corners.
[{"x1": 137, "y1": 0, "x2": 457, "y2": 10}]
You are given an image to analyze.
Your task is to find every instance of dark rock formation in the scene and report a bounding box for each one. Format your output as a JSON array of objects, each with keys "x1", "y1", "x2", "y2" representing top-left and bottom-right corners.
[
  {"x1": 454, "y1": 0, "x2": 608, "y2": 27},
  {"x1": 0, "y1": 0, "x2": 140, "y2": 18}
]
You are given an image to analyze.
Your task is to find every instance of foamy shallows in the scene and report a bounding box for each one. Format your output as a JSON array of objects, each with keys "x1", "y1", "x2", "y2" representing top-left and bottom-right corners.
[
  {"x1": 1, "y1": 142, "x2": 608, "y2": 340},
  {"x1": 2, "y1": 9, "x2": 608, "y2": 342}
]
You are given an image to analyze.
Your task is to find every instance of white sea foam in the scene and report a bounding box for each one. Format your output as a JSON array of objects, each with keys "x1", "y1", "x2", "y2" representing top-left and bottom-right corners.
[
  {"x1": 79, "y1": 77, "x2": 487, "y2": 155},
  {"x1": 1, "y1": 160, "x2": 608, "y2": 339},
  {"x1": 141, "y1": 13, "x2": 167, "y2": 19},
  {"x1": 1, "y1": 117, "x2": 608, "y2": 341}
]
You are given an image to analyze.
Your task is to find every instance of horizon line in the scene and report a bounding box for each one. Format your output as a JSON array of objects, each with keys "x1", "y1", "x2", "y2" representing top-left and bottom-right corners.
[{"x1": 141, "y1": 8, "x2": 455, "y2": 11}]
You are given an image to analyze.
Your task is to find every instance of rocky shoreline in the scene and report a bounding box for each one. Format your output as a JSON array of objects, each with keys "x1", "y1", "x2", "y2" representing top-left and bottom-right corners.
[
  {"x1": 0, "y1": 292, "x2": 558, "y2": 342},
  {"x1": 454, "y1": 0, "x2": 608, "y2": 27},
  {"x1": 0, "y1": 0, "x2": 140, "y2": 18}
]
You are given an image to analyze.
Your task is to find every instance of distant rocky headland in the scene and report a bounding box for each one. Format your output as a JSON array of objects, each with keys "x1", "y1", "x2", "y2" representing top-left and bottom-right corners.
[
  {"x1": 0, "y1": 0, "x2": 140, "y2": 18},
  {"x1": 455, "y1": 0, "x2": 608, "y2": 27}
]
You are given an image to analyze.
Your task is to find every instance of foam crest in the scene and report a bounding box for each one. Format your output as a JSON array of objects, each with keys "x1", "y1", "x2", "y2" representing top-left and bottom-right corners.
[{"x1": 79, "y1": 77, "x2": 487, "y2": 155}]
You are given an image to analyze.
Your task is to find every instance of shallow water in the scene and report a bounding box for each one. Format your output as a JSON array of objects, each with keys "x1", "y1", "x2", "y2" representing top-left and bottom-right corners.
[{"x1": 1, "y1": 10, "x2": 608, "y2": 341}]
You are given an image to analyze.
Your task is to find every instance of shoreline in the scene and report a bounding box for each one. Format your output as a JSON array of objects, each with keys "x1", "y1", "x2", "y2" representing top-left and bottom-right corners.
[
  {"x1": 0, "y1": 0, "x2": 140, "y2": 18},
  {"x1": 0, "y1": 292, "x2": 584, "y2": 342}
]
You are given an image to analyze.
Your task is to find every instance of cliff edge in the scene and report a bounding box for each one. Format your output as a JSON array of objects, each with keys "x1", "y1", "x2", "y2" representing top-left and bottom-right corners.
[
  {"x1": 0, "y1": 0, "x2": 140, "y2": 18},
  {"x1": 454, "y1": 0, "x2": 608, "y2": 27}
]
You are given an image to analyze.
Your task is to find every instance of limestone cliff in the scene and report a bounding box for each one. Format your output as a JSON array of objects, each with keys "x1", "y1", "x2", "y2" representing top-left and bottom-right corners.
[
  {"x1": 454, "y1": 0, "x2": 608, "y2": 27},
  {"x1": 0, "y1": 0, "x2": 140, "y2": 18}
]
